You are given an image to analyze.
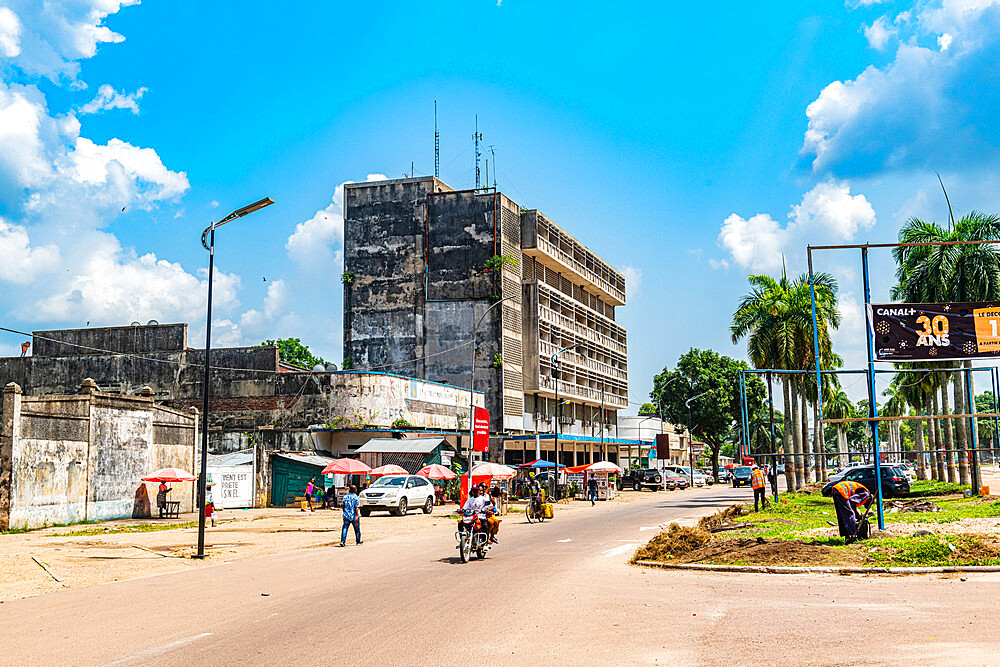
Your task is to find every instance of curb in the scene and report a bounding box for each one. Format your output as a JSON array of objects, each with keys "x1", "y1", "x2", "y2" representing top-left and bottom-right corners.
[{"x1": 633, "y1": 560, "x2": 1000, "y2": 575}]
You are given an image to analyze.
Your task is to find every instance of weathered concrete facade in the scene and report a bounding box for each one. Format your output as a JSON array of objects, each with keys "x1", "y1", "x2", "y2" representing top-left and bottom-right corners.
[
  {"x1": 0, "y1": 380, "x2": 198, "y2": 530},
  {"x1": 343, "y1": 175, "x2": 628, "y2": 452},
  {"x1": 0, "y1": 324, "x2": 482, "y2": 455}
]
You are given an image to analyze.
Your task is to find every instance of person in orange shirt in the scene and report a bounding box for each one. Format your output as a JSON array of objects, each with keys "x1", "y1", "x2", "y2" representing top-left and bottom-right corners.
[
  {"x1": 750, "y1": 466, "x2": 768, "y2": 511},
  {"x1": 831, "y1": 480, "x2": 872, "y2": 544}
]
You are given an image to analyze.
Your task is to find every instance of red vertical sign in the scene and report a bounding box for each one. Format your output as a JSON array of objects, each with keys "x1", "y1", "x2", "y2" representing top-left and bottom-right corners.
[{"x1": 473, "y1": 406, "x2": 490, "y2": 452}]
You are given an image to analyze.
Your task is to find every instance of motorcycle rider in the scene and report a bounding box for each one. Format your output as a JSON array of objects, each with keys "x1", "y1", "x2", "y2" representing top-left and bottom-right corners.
[{"x1": 478, "y1": 483, "x2": 501, "y2": 544}]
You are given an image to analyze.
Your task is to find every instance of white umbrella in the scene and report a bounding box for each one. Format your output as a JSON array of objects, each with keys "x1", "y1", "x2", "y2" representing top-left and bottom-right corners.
[{"x1": 586, "y1": 461, "x2": 622, "y2": 474}]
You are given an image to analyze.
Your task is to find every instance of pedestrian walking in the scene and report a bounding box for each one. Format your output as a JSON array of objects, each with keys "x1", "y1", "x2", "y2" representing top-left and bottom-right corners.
[
  {"x1": 340, "y1": 484, "x2": 362, "y2": 547},
  {"x1": 587, "y1": 475, "x2": 598, "y2": 506},
  {"x1": 205, "y1": 482, "x2": 216, "y2": 527},
  {"x1": 304, "y1": 477, "x2": 317, "y2": 512},
  {"x1": 750, "y1": 465, "x2": 767, "y2": 511}
]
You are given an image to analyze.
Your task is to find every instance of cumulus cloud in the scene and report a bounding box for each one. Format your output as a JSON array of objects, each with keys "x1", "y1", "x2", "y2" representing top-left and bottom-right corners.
[
  {"x1": 79, "y1": 83, "x2": 147, "y2": 114},
  {"x1": 4, "y1": 0, "x2": 140, "y2": 81},
  {"x1": 69, "y1": 137, "x2": 189, "y2": 206},
  {"x1": 715, "y1": 180, "x2": 875, "y2": 272},
  {"x1": 0, "y1": 7, "x2": 22, "y2": 57},
  {"x1": 0, "y1": 218, "x2": 60, "y2": 284},
  {"x1": 863, "y1": 16, "x2": 896, "y2": 49},
  {"x1": 286, "y1": 173, "x2": 387, "y2": 270},
  {"x1": 803, "y1": 0, "x2": 1000, "y2": 177}
]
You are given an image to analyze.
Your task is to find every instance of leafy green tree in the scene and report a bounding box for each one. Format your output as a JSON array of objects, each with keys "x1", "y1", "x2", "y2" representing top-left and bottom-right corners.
[
  {"x1": 259, "y1": 338, "x2": 330, "y2": 370},
  {"x1": 650, "y1": 348, "x2": 765, "y2": 480},
  {"x1": 638, "y1": 402, "x2": 658, "y2": 416}
]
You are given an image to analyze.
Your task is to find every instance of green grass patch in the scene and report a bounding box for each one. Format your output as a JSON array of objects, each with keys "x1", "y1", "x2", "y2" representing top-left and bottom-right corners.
[
  {"x1": 53, "y1": 521, "x2": 199, "y2": 536},
  {"x1": 907, "y1": 480, "x2": 966, "y2": 496},
  {"x1": 864, "y1": 534, "x2": 1000, "y2": 567},
  {"x1": 2, "y1": 519, "x2": 100, "y2": 535}
]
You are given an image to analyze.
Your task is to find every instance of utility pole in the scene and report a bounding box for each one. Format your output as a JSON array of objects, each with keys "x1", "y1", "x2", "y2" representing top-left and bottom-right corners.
[
  {"x1": 474, "y1": 115, "x2": 482, "y2": 189},
  {"x1": 434, "y1": 100, "x2": 440, "y2": 179}
]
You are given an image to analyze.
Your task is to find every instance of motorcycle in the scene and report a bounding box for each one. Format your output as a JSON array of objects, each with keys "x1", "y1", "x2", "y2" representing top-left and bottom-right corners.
[{"x1": 456, "y1": 507, "x2": 493, "y2": 563}]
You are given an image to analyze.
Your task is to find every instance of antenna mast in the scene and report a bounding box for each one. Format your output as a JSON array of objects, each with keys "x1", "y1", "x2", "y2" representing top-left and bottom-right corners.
[
  {"x1": 489, "y1": 145, "x2": 496, "y2": 189},
  {"x1": 474, "y1": 115, "x2": 482, "y2": 189},
  {"x1": 434, "y1": 101, "x2": 440, "y2": 179}
]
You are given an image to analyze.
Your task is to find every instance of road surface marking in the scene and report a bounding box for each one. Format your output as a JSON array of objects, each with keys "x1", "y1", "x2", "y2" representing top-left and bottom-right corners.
[
  {"x1": 602, "y1": 544, "x2": 636, "y2": 558},
  {"x1": 108, "y1": 632, "x2": 213, "y2": 665},
  {"x1": 640, "y1": 526, "x2": 660, "y2": 531},
  {"x1": 557, "y1": 538, "x2": 572, "y2": 543}
]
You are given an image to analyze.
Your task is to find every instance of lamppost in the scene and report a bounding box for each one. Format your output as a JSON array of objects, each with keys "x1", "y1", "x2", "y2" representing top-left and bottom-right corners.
[
  {"x1": 466, "y1": 295, "x2": 516, "y2": 499},
  {"x1": 196, "y1": 197, "x2": 274, "y2": 559},
  {"x1": 551, "y1": 342, "x2": 581, "y2": 500},
  {"x1": 685, "y1": 390, "x2": 711, "y2": 488}
]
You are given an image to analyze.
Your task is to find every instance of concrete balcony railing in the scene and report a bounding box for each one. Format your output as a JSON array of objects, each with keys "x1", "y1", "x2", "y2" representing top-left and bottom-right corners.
[
  {"x1": 537, "y1": 375, "x2": 628, "y2": 409},
  {"x1": 539, "y1": 306, "x2": 627, "y2": 355},
  {"x1": 538, "y1": 340, "x2": 627, "y2": 381},
  {"x1": 535, "y1": 236, "x2": 626, "y2": 305}
]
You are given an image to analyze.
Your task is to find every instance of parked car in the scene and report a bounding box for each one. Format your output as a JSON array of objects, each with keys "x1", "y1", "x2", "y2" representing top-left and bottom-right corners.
[
  {"x1": 698, "y1": 468, "x2": 715, "y2": 485},
  {"x1": 620, "y1": 468, "x2": 663, "y2": 491},
  {"x1": 716, "y1": 468, "x2": 732, "y2": 483},
  {"x1": 895, "y1": 462, "x2": 917, "y2": 481},
  {"x1": 359, "y1": 474, "x2": 436, "y2": 516},
  {"x1": 662, "y1": 471, "x2": 690, "y2": 489},
  {"x1": 827, "y1": 465, "x2": 866, "y2": 485},
  {"x1": 821, "y1": 465, "x2": 910, "y2": 498},
  {"x1": 731, "y1": 466, "x2": 753, "y2": 487},
  {"x1": 663, "y1": 465, "x2": 710, "y2": 487}
]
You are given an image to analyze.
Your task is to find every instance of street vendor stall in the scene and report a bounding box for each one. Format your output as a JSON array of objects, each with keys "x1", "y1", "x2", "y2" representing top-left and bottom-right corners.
[{"x1": 566, "y1": 461, "x2": 621, "y2": 501}]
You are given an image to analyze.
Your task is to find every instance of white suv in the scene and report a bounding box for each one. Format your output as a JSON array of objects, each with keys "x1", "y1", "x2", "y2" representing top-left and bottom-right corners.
[{"x1": 359, "y1": 474, "x2": 436, "y2": 516}]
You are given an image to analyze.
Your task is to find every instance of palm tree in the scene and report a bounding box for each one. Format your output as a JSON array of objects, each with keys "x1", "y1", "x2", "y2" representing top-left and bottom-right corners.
[
  {"x1": 893, "y1": 212, "x2": 1000, "y2": 485},
  {"x1": 824, "y1": 387, "x2": 854, "y2": 468},
  {"x1": 732, "y1": 269, "x2": 841, "y2": 490}
]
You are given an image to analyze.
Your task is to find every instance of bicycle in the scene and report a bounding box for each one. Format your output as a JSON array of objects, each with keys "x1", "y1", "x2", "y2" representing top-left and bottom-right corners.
[{"x1": 525, "y1": 492, "x2": 546, "y2": 523}]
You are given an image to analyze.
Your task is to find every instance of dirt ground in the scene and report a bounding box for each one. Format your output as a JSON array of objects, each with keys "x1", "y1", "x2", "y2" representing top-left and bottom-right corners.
[{"x1": 0, "y1": 491, "x2": 644, "y2": 602}]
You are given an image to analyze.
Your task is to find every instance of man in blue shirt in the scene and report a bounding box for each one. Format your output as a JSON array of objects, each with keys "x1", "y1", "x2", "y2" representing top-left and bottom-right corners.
[{"x1": 340, "y1": 485, "x2": 363, "y2": 547}]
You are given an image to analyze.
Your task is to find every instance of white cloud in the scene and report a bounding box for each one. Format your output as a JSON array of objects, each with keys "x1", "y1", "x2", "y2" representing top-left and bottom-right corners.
[
  {"x1": 3, "y1": 1, "x2": 140, "y2": 81},
  {"x1": 0, "y1": 7, "x2": 22, "y2": 57},
  {"x1": 33, "y1": 231, "x2": 241, "y2": 325},
  {"x1": 717, "y1": 213, "x2": 790, "y2": 273},
  {"x1": 790, "y1": 180, "x2": 876, "y2": 239},
  {"x1": 803, "y1": 0, "x2": 1000, "y2": 177},
  {"x1": 716, "y1": 180, "x2": 875, "y2": 272},
  {"x1": 848, "y1": 0, "x2": 891, "y2": 6},
  {"x1": 79, "y1": 83, "x2": 146, "y2": 114},
  {"x1": 0, "y1": 218, "x2": 60, "y2": 284},
  {"x1": 69, "y1": 137, "x2": 189, "y2": 206},
  {"x1": 286, "y1": 173, "x2": 387, "y2": 270},
  {"x1": 863, "y1": 16, "x2": 896, "y2": 49},
  {"x1": 621, "y1": 265, "x2": 643, "y2": 300}
]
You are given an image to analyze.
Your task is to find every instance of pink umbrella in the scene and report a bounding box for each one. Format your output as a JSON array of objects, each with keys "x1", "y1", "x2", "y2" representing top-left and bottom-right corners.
[
  {"x1": 142, "y1": 467, "x2": 197, "y2": 483},
  {"x1": 321, "y1": 458, "x2": 373, "y2": 475},
  {"x1": 586, "y1": 461, "x2": 622, "y2": 474},
  {"x1": 370, "y1": 464, "x2": 408, "y2": 477},
  {"x1": 417, "y1": 463, "x2": 457, "y2": 480}
]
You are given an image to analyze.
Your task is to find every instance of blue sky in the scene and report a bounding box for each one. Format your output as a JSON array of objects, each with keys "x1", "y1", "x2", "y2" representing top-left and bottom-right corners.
[{"x1": 2, "y1": 0, "x2": 1000, "y2": 409}]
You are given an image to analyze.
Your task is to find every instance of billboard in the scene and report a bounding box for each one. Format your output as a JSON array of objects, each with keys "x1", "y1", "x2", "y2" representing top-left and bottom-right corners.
[
  {"x1": 473, "y1": 406, "x2": 490, "y2": 452},
  {"x1": 869, "y1": 302, "x2": 1000, "y2": 361}
]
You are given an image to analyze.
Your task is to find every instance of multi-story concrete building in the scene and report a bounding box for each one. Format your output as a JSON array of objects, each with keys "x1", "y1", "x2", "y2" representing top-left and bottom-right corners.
[{"x1": 343, "y1": 176, "x2": 628, "y2": 463}]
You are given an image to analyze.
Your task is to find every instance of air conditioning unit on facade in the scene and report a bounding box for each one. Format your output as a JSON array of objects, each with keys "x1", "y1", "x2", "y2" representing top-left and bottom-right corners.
[{"x1": 559, "y1": 415, "x2": 574, "y2": 424}]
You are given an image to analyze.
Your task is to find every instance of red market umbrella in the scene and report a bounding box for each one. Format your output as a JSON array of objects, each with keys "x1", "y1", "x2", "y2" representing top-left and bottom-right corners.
[
  {"x1": 470, "y1": 462, "x2": 517, "y2": 481},
  {"x1": 370, "y1": 464, "x2": 408, "y2": 477},
  {"x1": 142, "y1": 467, "x2": 196, "y2": 483},
  {"x1": 417, "y1": 463, "x2": 457, "y2": 480},
  {"x1": 321, "y1": 458, "x2": 372, "y2": 475}
]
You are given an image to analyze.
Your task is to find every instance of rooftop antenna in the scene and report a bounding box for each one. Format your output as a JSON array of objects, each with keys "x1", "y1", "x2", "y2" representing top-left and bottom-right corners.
[
  {"x1": 434, "y1": 101, "x2": 440, "y2": 179},
  {"x1": 935, "y1": 171, "x2": 956, "y2": 232},
  {"x1": 474, "y1": 115, "x2": 482, "y2": 189},
  {"x1": 489, "y1": 145, "x2": 496, "y2": 189}
]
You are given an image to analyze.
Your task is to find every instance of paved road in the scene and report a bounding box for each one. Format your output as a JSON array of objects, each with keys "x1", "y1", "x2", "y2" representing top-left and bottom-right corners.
[{"x1": 2, "y1": 484, "x2": 999, "y2": 666}]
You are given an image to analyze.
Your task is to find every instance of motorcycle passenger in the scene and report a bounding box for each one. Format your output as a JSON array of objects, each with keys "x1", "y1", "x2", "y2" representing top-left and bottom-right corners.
[{"x1": 476, "y1": 483, "x2": 501, "y2": 544}]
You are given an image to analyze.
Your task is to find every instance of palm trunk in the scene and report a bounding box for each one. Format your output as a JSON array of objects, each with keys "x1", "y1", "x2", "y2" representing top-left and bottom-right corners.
[
  {"x1": 915, "y1": 410, "x2": 926, "y2": 480},
  {"x1": 942, "y1": 383, "x2": 957, "y2": 483},
  {"x1": 782, "y1": 379, "x2": 795, "y2": 493},
  {"x1": 954, "y1": 370, "x2": 970, "y2": 485},
  {"x1": 836, "y1": 425, "x2": 847, "y2": 468},
  {"x1": 932, "y1": 390, "x2": 945, "y2": 481},
  {"x1": 815, "y1": 401, "x2": 826, "y2": 482},
  {"x1": 790, "y1": 379, "x2": 804, "y2": 490}
]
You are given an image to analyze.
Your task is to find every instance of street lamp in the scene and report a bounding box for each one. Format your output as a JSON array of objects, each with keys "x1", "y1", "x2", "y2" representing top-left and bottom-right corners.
[
  {"x1": 466, "y1": 295, "x2": 516, "y2": 499},
  {"x1": 551, "y1": 342, "x2": 581, "y2": 500},
  {"x1": 685, "y1": 390, "x2": 711, "y2": 488},
  {"x1": 195, "y1": 197, "x2": 274, "y2": 559}
]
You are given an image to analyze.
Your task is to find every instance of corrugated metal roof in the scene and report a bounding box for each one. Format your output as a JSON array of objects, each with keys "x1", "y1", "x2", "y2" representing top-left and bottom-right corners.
[
  {"x1": 207, "y1": 450, "x2": 254, "y2": 467},
  {"x1": 272, "y1": 451, "x2": 337, "y2": 468},
  {"x1": 355, "y1": 437, "x2": 452, "y2": 454}
]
